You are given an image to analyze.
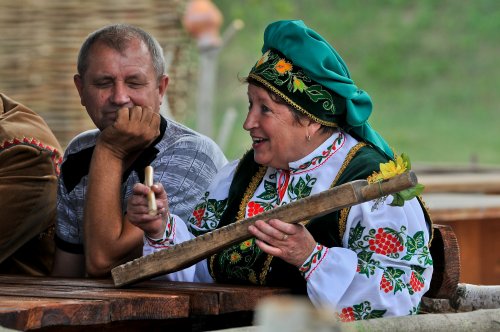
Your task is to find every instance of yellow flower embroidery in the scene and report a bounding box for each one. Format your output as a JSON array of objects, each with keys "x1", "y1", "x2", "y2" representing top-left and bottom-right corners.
[
  {"x1": 275, "y1": 59, "x2": 292, "y2": 75},
  {"x1": 229, "y1": 251, "x2": 241, "y2": 264},
  {"x1": 256, "y1": 50, "x2": 270, "y2": 68}
]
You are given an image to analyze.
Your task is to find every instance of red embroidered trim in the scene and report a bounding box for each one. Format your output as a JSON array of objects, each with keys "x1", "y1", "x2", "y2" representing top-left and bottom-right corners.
[
  {"x1": 303, "y1": 246, "x2": 329, "y2": 281},
  {"x1": 291, "y1": 132, "x2": 346, "y2": 175},
  {"x1": 0, "y1": 137, "x2": 62, "y2": 175},
  {"x1": 144, "y1": 214, "x2": 177, "y2": 249}
]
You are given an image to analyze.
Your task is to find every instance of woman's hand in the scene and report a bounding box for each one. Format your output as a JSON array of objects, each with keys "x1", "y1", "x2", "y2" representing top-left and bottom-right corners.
[
  {"x1": 127, "y1": 182, "x2": 169, "y2": 239},
  {"x1": 248, "y1": 218, "x2": 316, "y2": 267}
]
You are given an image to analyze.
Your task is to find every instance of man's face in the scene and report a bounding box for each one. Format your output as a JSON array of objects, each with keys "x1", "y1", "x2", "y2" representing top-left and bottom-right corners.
[{"x1": 74, "y1": 39, "x2": 168, "y2": 131}]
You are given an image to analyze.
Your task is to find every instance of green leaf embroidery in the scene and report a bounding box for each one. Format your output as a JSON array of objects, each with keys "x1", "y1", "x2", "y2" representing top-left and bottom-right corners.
[
  {"x1": 348, "y1": 222, "x2": 365, "y2": 248},
  {"x1": 257, "y1": 180, "x2": 278, "y2": 200},
  {"x1": 357, "y1": 251, "x2": 378, "y2": 278},
  {"x1": 305, "y1": 85, "x2": 334, "y2": 112}
]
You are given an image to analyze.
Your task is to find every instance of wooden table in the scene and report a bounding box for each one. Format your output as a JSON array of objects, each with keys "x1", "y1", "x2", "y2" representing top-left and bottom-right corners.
[
  {"x1": 0, "y1": 275, "x2": 289, "y2": 331},
  {"x1": 0, "y1": 226, "x2": 460, "y2": 331}
]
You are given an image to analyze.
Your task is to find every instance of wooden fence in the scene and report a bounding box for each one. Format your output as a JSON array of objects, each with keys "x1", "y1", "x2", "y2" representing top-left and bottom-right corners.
[{"x1": 0, "y1": 0, "x2": 194, "y2": 149}]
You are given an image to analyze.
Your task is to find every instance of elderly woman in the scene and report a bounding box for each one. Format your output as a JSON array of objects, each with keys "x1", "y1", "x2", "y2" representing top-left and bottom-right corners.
[{"x1": 127, "y1": 20, "x2": 433, "y2": 321}]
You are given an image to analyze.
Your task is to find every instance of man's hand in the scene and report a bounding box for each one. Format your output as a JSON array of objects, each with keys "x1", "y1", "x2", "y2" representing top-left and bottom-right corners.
[{"x1": 98, "y1": 106, "x2": 160, "y2": 160}]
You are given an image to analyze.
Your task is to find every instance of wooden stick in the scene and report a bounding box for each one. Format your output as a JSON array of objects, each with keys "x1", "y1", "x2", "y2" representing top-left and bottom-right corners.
[
  {"x1": 144, "y1": 166, "x2": 157, "y2": 215},
  {"x1": 112, "y1": 171, "x2": 418, "y2": 287}
]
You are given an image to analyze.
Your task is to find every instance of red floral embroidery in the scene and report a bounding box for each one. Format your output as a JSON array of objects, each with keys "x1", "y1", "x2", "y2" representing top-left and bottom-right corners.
[
  {"x1": 368, "y1": 228, "x2": 404, "y2": 255},
  {"x1": 338, "y1": 307, "x2": 355, "y2": 322},
  {"x1": 409, "y1": 271, "x2": 425, "y2": 292},
  {"x1": 247, "y1": 201, "x2": 264, "y2": 217},
  {"x1": 380, "y1": 275, "x2": 394, "y2": 293},
  {"x1": 193, "y1": 208, "x2": 205, "y2": 224},
  {"x1": 337, "y1": 301, "x2": 386, "y2": 321}
]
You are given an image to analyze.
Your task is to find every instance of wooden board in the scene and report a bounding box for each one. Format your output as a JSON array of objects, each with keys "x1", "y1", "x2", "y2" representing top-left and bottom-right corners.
[
  {"x1": 0, "y1": 276, "x2": 289, "y2": 331},
  {"x1": 419, "y1": 172, "x2": 500, "y2": 194},
  {"x1": 112, "y1": 172, "x2": 419, "y2": 287}
]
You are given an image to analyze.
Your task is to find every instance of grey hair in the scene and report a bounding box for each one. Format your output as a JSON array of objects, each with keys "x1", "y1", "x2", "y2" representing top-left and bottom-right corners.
[{"x1": 77, "y1": 23, "x2": 165, "y2": 81}]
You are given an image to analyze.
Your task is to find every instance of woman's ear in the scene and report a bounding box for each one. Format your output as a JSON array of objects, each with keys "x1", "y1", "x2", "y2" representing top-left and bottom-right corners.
[{"x1": 306, "y1": 119, "x2": 322, "y2": 135}]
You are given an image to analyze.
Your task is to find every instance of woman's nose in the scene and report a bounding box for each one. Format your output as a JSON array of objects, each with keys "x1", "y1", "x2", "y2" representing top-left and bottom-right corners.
[{"x1": 243, "y1": 110, "x2": 257, "y2": 131}]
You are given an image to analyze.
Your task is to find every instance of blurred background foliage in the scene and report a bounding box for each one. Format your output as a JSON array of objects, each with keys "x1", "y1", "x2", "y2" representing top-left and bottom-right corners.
[{"x1": 183, "y1": 0, "x2": 499, "y2": 166}]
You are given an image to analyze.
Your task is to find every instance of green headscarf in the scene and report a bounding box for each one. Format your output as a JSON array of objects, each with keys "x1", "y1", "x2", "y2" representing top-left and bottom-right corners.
[{"x1": 249, "y1": 20, "x2": 394, "y2": 159}]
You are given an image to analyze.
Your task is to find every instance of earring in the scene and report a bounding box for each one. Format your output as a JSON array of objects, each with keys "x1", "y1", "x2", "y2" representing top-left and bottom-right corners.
[{"x1": 306, "y1": 134, "x2": 311, "y2": 142}]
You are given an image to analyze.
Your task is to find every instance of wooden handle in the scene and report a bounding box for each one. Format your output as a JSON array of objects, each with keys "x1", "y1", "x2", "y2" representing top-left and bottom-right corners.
[
  {"x1": 112, "y1": 171, "x2": 418, "y2": 287},
  {"x1": 144, "y1": 166, "x2": 157, "y2": 215}
]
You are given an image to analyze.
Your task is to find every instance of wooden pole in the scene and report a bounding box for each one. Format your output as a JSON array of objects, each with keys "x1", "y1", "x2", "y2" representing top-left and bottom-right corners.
[{"x1": 422, "y1": 283, "x2": 500, "y2": 313}]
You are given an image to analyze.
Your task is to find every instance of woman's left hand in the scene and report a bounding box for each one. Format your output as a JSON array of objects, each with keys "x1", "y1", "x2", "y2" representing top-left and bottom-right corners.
[{"x1": 248, "y1": 218, "x2": 317, "y2": 267}]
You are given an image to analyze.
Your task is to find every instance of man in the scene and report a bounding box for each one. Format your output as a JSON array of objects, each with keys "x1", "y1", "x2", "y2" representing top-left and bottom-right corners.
[
  {"x1": 52, "y1": 24, "x2": 227, "y2": 277},
  {"x1": 0, "y1": 93, "x2": 62, "y2": 276}
]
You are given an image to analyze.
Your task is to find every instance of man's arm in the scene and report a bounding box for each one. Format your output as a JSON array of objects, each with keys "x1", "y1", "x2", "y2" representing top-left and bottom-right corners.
[
  {"x1": 84, "y1": 106, "x2": 160, "y2": 277},
  {"x1": 52, "y1": 248, "x2": 86, "y2": 277}
]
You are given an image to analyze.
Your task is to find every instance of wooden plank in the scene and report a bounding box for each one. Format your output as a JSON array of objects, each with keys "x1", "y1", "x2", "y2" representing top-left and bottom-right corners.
[
  {"x1": 431, "y1": 207, "x2": 500, "y2": 223},
  {"x1": 424, "y1": 193, "x2": 500, "y2": 215},
  {"x1": 0, "y1": 296, "x2": 109, "y2": 331},
  {"x1": 135, "y1": 280, "x2": 290, "y2": 314},
  {"x1": 0, "y1": 282, "x2": 190, "y2": 325},
  {"x1": 420, "y1": 172, "x2": 500, "y2": 194},
  {"x1": 112, "y1": 172, "x2": 419, "y2": 287},
  {"x1": 0, "y1": 276, "x2": 289, "y2": 316}
]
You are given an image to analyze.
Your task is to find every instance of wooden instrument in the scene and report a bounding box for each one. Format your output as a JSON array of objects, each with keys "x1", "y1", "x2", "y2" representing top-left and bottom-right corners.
[{"x1": 112, "y1": 171, "x2": 418, "y2": 287}]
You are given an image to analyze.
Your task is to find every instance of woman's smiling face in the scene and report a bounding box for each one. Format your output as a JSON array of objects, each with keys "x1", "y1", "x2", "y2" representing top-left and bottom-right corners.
[{"x1": 243, "y1": 84, "x2": 310, "y2": 169}]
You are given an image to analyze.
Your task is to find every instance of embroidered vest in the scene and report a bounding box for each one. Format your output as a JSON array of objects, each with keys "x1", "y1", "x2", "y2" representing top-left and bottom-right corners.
[{"x1": 208, "y1": 144, "x2": 431, "y2": 294}]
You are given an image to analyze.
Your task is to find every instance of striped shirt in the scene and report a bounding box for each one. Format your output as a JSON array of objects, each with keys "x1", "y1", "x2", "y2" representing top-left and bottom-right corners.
[{"x1": 55, "y1": 116, "x2": 227, "y2": 254}]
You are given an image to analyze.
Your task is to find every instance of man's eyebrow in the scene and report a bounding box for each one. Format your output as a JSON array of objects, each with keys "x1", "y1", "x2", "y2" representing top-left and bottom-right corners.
[
  {"x1": 92, "y1": 74, "x2": 114, "y2": 81},
  {"x1": 125, "y1": 73, "x2": 148, "y2": 80}
]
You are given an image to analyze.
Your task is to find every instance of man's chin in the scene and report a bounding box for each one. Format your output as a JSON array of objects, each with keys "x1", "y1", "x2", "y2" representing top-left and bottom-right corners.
[{"x1": 95, "y1": 120, "x2": 114, "y2": 131}]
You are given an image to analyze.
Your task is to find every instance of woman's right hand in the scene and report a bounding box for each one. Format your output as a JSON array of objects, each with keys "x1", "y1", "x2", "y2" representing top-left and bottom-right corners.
[{"x1": 127, "y1": 182, "x2": 170, "y2": 239}]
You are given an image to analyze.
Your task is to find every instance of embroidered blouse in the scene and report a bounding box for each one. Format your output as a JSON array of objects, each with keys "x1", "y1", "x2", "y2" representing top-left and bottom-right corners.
[{"x1": 143, "y1": 131, "x2": 433, "y2": 321}]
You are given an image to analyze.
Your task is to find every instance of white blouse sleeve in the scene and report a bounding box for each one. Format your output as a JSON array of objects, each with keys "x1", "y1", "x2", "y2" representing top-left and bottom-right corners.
[{"x1": 300, "y1": 197, "x2": 433, "y2": 320}]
